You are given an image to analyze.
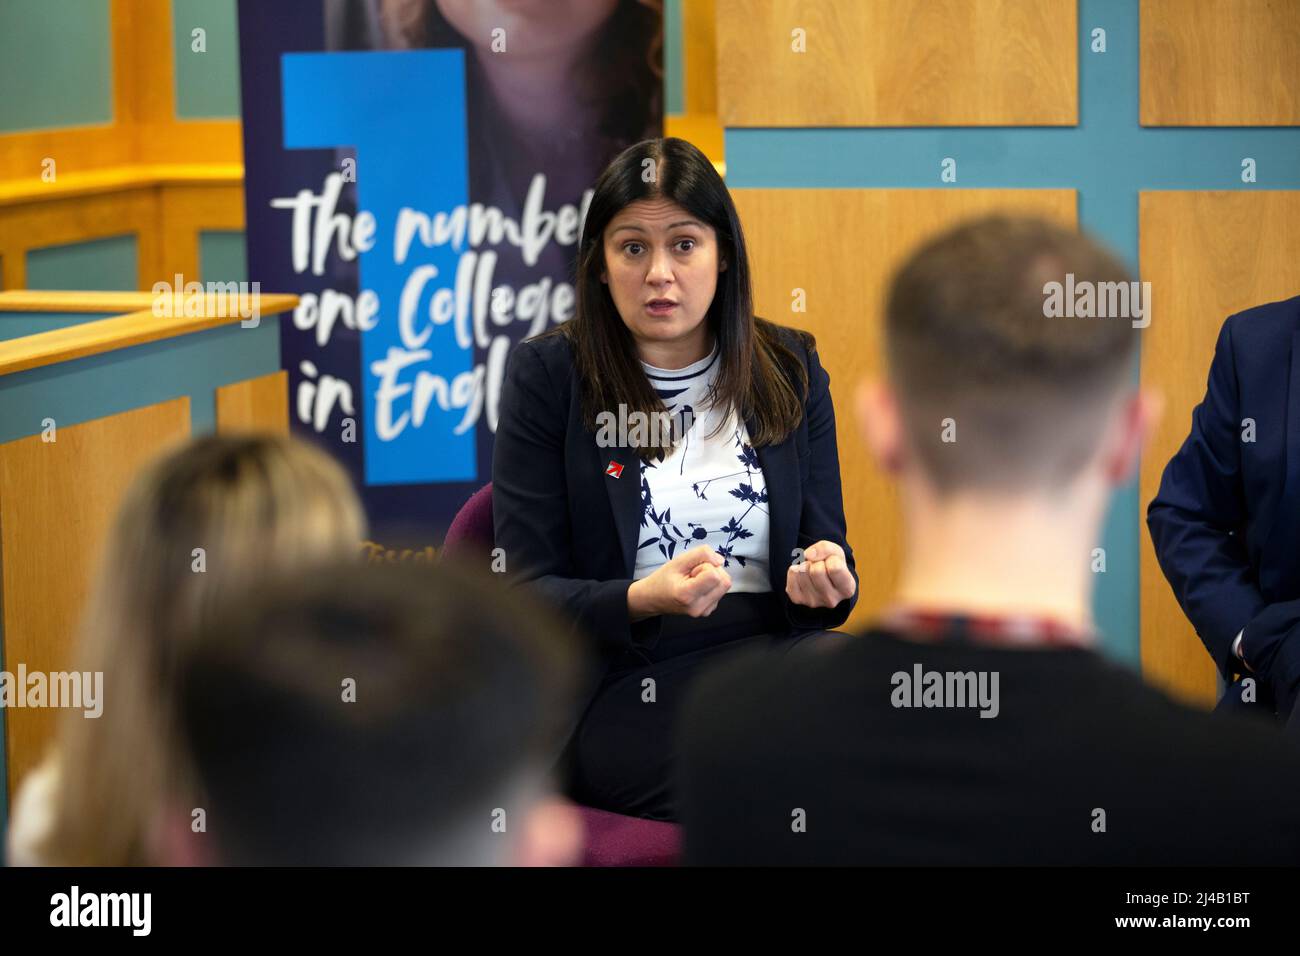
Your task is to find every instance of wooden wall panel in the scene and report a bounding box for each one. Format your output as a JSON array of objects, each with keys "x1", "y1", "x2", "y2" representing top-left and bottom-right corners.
[
  {"x1": 1139, "y1": 192, "x2": 1300, "y2": 706},
  {"x1": 733, "y1": 188, "x2": 1077, "y2": 631},
  {"x1": 216, "y1": 370, "x2": 290, "y2": 436},
  {"x1": 717, "y1": 0, "x2": 1077, "y2": 127},
  {"x1": 684, "y1": 0, "x2": 718, "y2": 116},
  {"x1": 0, "y1": 188, "x2": 160, "y2": 292},
  {"x1": 0, "y1": 398, "x2": 191, "y2": 795},
  {"x1": 0, "y1": 177, "x2": 244, "y2": 292},
  {"x1": 0, "y1": 125, "x2": 134, "y2": 183},
  {"x1": 1141, "y1": 0, "x2": 1300, "y2": 126},
  {"x1": 157, "y1": 181, "x2": 246, "y2": 287}
]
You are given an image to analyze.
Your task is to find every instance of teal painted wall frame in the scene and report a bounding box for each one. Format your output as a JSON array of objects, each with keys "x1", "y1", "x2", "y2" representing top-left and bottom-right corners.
[
  {"x1": 0, "y1": 312, "x2": 116, "y2": 343},
  {"x1": 172, "y1": 0, "x2": 243, "y2": 118},
  {"x1": 199, "y1": 230, "x2": 248, "y2": 284},
  {"x1": 0, "y1": 0, "x2": 113, "y2": 133},
  {"x1": 26, "y1": 236, "x2": 138, "y2": 293},
  {"x1": 665, "y1": 0, "x2": 683, "y2": 115}
]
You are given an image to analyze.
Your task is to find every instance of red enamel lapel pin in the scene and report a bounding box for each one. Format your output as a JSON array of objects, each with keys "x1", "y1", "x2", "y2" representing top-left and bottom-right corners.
[{"x1": 606, "y1": 460, "x2": 624, "y2": 479}]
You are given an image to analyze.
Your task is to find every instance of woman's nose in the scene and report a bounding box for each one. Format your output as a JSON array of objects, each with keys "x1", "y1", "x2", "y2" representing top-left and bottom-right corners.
[{"x1": 646, "y1": 247, "x2": 673, "y2": 285}]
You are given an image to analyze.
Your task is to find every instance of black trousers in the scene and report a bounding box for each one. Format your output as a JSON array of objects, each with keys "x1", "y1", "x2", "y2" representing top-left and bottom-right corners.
[{"x1": 559, "y1": 591, "x2": 841, "y2": 821}]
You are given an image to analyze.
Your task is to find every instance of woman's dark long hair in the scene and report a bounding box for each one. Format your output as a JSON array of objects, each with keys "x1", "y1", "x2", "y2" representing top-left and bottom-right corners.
[{"x1": 543, "y1": 136, "x2": 812, "y2": 462}]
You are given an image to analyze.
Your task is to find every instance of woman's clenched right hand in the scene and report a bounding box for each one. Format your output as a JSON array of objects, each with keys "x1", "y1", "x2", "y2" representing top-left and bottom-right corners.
[{"x1": 628, "y1": 545, "x2": 732, "y2": 621}]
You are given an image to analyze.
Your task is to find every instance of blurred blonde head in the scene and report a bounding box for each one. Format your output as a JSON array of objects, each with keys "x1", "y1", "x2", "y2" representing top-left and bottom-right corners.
[{"x1": 40, "y1": 434, "x2": 366, "y2": 865}]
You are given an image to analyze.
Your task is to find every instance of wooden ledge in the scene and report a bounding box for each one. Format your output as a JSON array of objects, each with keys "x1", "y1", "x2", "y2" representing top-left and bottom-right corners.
[
  {"x1": 0, "y1": 290, "x2": 296, "y2": 377},
  {"x1": 0, "y1": 163, "x2": 244, "y2": 207}
]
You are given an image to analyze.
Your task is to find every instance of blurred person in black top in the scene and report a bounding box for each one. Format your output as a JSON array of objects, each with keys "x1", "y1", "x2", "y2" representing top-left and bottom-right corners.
[{"x1": 677, "y1": 215, "x2": 1300, "y2": 865}]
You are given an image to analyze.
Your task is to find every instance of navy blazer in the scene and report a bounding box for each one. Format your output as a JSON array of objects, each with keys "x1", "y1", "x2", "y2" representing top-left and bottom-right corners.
[
  {"x1": 492, "y1": 323, "x2": 859, "y2": 656},
  {"x1": 1148, "y1": 295, "x2": 1300, "y2": 677}
]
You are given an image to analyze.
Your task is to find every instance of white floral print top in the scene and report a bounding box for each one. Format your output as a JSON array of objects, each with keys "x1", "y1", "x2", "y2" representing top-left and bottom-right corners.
[{"x1": 632, "y1": 340, "x2": 772, "y2": 592}]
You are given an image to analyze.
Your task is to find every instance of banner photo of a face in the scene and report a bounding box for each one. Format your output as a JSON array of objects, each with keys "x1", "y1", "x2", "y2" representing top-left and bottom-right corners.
[{"x1": 237, "y1": 0, "x2": 663, "y2": 545}]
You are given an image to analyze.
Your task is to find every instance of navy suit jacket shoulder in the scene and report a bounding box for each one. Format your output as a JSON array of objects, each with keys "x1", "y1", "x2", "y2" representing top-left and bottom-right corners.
[
  {"x1": 1147, "y1": 294, "x2": 1300, "y2": 676},
  {"x1": 491, "y1": 322, "x2": 859, "y2": 655}
]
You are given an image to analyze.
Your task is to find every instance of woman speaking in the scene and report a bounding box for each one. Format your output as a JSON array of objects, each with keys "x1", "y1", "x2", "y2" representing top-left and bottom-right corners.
[{"x1": 492, "y1": 137, "x2": 857, "y2": 820}]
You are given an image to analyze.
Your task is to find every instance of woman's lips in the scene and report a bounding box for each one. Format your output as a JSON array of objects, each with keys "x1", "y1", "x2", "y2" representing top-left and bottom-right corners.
[{"x1": 646, "y1": 300, "x2": 678, "y2": 316}]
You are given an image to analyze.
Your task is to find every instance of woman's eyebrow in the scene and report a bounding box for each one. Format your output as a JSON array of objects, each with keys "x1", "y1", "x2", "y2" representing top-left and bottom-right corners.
[{"x1": 610, "y1": 219, "x2": 705, "y2": 235}]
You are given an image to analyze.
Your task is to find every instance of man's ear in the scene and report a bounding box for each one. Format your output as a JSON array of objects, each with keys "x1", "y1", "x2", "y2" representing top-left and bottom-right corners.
[
  {"x1": 1103, "y1": 387, "x2": 1163, "y2": 485},
  {"x1": 856, "y1": 379, "x2": 904, "y2": 476}
]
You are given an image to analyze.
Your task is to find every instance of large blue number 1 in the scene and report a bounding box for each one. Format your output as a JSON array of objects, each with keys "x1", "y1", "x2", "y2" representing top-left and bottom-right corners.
[{"x1": 281, "y1": 50, "x2": 472, "y2": 485}]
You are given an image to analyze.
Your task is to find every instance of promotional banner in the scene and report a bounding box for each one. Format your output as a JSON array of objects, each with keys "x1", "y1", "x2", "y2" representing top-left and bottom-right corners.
[{"x1": 237, "y1": 0, "x2": 663, "y2": 545}]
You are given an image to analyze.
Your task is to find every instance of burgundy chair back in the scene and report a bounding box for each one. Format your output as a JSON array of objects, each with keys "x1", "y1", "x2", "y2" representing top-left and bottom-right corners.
[{"x1": 440, "y1": 482, "x2": 494, "y2": 560}]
